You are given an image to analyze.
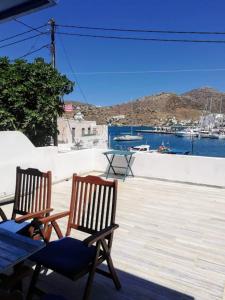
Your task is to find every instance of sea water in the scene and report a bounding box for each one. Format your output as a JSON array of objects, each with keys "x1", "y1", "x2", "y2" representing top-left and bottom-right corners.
[{"x1": 108, "y1": 126, "x2": 225, "y2": 158}]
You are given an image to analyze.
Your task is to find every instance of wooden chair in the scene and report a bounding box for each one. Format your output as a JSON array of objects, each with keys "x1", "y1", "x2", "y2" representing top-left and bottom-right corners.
[
  {"x1": 0, "y1": 166, "x2": 53, "y2": 237},
  {"x1": 27, "y1": 175, "x2": 121, "y2": 300}
]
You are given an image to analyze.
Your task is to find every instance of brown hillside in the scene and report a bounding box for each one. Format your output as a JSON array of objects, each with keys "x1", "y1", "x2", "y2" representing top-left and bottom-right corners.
[{"x1": 64, "y1": 87, "x2": 225, "y2": 125}]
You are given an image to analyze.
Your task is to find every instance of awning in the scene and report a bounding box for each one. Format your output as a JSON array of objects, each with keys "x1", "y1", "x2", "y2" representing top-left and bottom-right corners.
[{"x1": 0, "y1": 0, "x2": 56, "y2": 22}]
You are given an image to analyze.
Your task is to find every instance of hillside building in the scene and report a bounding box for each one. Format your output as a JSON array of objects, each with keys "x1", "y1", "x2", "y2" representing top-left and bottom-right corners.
[{"x1": 57, "y1": 111, "x2": 108, "y2": 151}]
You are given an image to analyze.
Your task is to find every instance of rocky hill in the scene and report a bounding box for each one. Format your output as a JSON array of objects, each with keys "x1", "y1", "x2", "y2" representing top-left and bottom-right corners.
[{"x1": 64, "y1": 87, "x2": 225, "y2": 126}]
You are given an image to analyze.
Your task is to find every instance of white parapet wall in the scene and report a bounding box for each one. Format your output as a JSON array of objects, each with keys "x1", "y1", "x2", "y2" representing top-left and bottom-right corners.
[
  {"x1": 1, "y1": 131, "x2": 225, "y2": 199},
  {"x1": 93, "y1": 149, "x2": 225, "y2": 187},
  {"x1": 0, "y1": 131, "x2": 95, "y2": 198}
]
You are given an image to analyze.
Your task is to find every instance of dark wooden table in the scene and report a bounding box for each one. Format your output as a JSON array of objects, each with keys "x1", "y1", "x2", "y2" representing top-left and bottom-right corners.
[
  {"x1": 103, "y1": 150, "x2": 135, "y2": 181},
  {"x1": 0, "y1": 228, "x2": 45, "y2": 273}
]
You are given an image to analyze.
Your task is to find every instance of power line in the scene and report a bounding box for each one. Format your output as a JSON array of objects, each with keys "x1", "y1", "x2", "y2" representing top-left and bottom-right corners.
[
  {"x1": 24, "y1": 34, "x2": 42, "y2": 57},
  {"x1": 63, "y1": 68, "x2": 225, "y2": 75},
  {"x1": 56, "y1": 24, "x2": 225, "y2": 35},
  {"x1": 17, "y1": 44, "x2": 49, "y2": 59},
  {"x1": 57, "y1": 32, "x2": 90, "y2": 104},
  {"x1": 0, "y1": 25, "x2": 46, "y2": 44},
  {"x1": 13, "y1": 19, "x2": 45, "y2": 34},
  {"x1": 0, "y1": 32, "x2": 47, "y2": 50},
  {"x1": 56, "y1": 32, "x2": 225, "y2": 44}
]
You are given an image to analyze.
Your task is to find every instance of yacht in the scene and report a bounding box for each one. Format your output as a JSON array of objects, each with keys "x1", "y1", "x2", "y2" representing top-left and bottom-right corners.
[
  {"x1": 113, "y1": 135, "x2": 143, "y2": 141},
  {"x1": 218, "y1": 133, "x2": 225, "y2": 139},
  {"x1": 175, "y1": 129, "x2": 198, "y2": 137}
]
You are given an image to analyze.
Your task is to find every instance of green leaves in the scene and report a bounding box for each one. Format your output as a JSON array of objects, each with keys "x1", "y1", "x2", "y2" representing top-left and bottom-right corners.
[{"x1": 0, "y1": 57, "x2": 74, "y2": 146}]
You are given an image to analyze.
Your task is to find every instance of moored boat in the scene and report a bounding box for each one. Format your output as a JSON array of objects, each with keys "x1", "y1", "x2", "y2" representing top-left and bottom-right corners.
[
  {"x1": 175, "y1": 129, "x2": 198, "y2": 137},
  {"x1": 218, "y1": 133, "x2": 225, "y2": 139},
  {"x1": 157, "y1": 145, "x2": 189, "y2": 155},
  {"x1": 113, "y1": 135, "x2": 143, "y2": 141},
  {"x1": 130, "y1": 145, "x2": 150, "y2": 152}
]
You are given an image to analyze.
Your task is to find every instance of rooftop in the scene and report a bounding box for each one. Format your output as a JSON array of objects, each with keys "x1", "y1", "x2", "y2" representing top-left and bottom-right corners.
[{"x1": 4, "y1": 174, "x2": 225, "y2": 300}]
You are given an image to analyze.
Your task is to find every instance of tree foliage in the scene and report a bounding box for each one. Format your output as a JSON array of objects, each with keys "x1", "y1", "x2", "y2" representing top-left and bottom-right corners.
[{"x1": 0, "y1": 57, "x2": 74, "y2": 146}]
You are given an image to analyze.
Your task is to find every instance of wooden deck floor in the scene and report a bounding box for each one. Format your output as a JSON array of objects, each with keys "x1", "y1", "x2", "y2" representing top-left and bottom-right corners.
[{"x1": 5, "y1": 175, "x2": 225, "y2": 300}]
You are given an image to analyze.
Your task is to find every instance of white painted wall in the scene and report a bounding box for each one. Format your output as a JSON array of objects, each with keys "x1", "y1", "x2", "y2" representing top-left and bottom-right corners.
[
  {"x1": 0, "y1": 131, "x2": 94, "y2": 198},
  {"x1": 1, "y1": 131, "x2": 225, "y2": 199},
  {"x1": 93, "y1": 149, "x2": 225, "y2": 187}
]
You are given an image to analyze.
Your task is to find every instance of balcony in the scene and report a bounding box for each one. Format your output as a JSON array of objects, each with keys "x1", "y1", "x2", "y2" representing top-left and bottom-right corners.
[
  {"x1": 1, "y1": 132, "x2": 225, "y2": 299},
  {"x1": 2, "y1": 173, "x2": 225, "y2": 299}
]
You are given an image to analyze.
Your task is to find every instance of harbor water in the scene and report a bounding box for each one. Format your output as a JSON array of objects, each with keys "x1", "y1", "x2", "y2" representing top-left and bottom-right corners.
[{"x1": 109, "y1": 126, "x2": 225, "y2": 158}]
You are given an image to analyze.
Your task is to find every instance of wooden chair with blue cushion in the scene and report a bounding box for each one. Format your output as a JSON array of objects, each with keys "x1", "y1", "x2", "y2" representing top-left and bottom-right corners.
[
  {"x1": 27, "y1": 175, "x2": 121, "y2": 300},
  {"x1": 0, "y1": 166, "x2": 53, "y2": 238}
]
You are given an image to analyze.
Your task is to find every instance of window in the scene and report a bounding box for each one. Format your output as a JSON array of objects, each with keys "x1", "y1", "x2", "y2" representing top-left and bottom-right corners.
[
  {"x1": 72, "y1": 128, "x2": 75, "y2": 143},
  {"x1": 82, "y1": 128, "x2": 85, "y2": 136}
]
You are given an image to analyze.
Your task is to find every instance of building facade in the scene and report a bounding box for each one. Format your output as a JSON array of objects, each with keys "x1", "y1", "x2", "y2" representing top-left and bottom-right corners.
[{"x1": 57, "y1": 114, "x2": 108, "y2": 150}]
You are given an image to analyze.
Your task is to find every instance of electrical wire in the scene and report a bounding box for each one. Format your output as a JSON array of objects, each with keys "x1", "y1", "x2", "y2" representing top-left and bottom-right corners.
[
  {"x1": 17, "y1": 44, "x2": 49, "y2": 59},
  {"x1": 56, "y1": 32, "x2": 225, "y2": 44},
  {"x1": 0, "y1": 32, "x2": 47, "y2": 50},
  {"x1": 0, "y1": 25, "x2": 46, "y2": 44},
  {"x1": 13, "y1": 19, "x2": 45, "y2": 34},
  {"x1": 64, "y1": 68, "x2": 225, "y2": 75},
  {"x1": 57, "y1": 31, "x2": 90, "y2": 104},
  {"x1": 56, "y1": 24, "x2": 225, "y2": 35}
]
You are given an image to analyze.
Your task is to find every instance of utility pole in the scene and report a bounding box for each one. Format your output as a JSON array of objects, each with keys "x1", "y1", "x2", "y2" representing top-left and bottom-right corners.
[
  {"x1": 49, "y1": 18, "x2": 58, "y2": 146},
  {"x1": 50, "y1": 18, "x2": 56, "y2": 68}
]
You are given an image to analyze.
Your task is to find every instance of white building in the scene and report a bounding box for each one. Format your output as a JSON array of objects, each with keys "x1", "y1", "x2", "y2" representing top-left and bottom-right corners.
[
  {"x1": 57, "y1": 112, "x2": 108, "y2": 150},
  {"x1": 200, "y1": 113, "x2": 225, "y2": 129}
]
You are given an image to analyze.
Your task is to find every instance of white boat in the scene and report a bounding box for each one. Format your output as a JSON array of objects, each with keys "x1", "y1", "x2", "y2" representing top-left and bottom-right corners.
[
  {"x1": 113, "y1": 135, "x2": 143, "y2": 141},
  {"x1": 175, "y1": 129, "x2": 198, "y2": 137},
  {"x1": 218, "y1": 133, "x2": 225, "y2": 139},
  {"x1": 130, "y1": 145, "x2": 150, "y2": 152},
  {"x1": 208, "y1": 133, "x2": 219, "y2": 139}
]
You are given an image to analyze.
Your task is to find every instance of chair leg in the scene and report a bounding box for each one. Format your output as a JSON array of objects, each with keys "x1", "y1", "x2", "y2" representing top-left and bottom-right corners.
[
  {"x1": 106, "y1": 255, "x2": 121, "y2": 290},
  {"x1": 82, "y1": 242, "x2": 100, "y2": 300},
  {"x1": 26, "y1": 264, "x2": 41, "y2": 300},
  {"x1": 101, "y1": 239, "x2": 121, "y2": 290}
]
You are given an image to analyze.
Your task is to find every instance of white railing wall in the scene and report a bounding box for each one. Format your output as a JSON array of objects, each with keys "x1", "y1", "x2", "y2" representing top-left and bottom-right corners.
[
  {"x1": 1, "y1": 131, "x2": 225, "y2": 199},
  {"x1": 93, "y1": 149, "x2": 225, "y2": 187}
]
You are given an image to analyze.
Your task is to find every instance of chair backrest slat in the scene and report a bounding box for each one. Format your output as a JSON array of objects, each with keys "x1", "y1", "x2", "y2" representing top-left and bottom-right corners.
[
  {"x1": 86, "y1": 183, "x2": 92, "y2": 229},
  {"x1": 105, "y1": 186, "x2": 112, "y2": 228},
  {"x1": 12, "y1": 167, "x2": 52, "y2": 219},
  {"x1": 66, "y1": 175, "x2": 117, "y2": 236},
  {"x1": 100, "y1": 185, "x2": 107, "y2": 230}
]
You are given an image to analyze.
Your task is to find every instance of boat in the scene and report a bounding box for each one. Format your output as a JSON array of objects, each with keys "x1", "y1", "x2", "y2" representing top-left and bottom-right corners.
[
  {"x1": 113, "y1": 126, "x2": 143, "y2": 141},
  {"x1": 113, "y1": 135, "x2": 143, "y2": 141},
  {"x1": 157, "y1": 145, "x2": 189, "y2": 155},
  {"x1": 130, "y1": 145, "x2": 150, "y2": 152},
  {"x1": 218, "y1": 133, "x2": 225, "y2": 139},
  {"x1": 175, "y1": 129, "x2": 198, "y2": 137},
  {"x1": 208, "y1": 133, "x2": 219, "y2": 139}
]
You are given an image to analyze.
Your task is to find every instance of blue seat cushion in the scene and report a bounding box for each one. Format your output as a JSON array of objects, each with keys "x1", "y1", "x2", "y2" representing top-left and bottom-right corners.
[
  {"x1": 31, "y1": 237, "x2": 96, "y2": 276},
  {"x1": 0, "y1": 220, "x2": 29, "y2": 233}
]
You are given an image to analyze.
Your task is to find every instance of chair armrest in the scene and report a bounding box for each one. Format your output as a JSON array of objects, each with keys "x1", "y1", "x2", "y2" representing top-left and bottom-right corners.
[
  {"x1": 39, "y1": 211, "x2": 70, "y2": 224},
  {"x1": 0, "y1": 197, "x2": 14, "y2": 207},
  {"x1": 83, "y1": 224, "x2": 119, "y2": 247},
  {"x1": 15, "y1": 208, "x2": 53, "y2": 223}
]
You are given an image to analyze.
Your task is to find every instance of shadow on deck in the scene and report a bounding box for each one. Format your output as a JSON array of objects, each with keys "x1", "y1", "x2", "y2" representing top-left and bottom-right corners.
[{"x1": 36, "y1": 266, "x2": 194, "y2": 300}]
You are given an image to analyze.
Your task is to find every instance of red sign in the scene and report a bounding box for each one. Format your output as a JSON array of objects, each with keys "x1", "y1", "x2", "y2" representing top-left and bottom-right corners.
[{"x1": 64, "y1": 104, "x2": 74, "y2": 112}]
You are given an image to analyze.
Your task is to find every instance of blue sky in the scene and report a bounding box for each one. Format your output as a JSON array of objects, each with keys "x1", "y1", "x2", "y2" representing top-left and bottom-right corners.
[{"x1": 1, "y1": 0, "x2": 225, "y2": 105}]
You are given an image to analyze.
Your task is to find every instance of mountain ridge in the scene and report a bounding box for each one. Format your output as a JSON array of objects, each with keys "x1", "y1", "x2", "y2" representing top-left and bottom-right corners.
[{"x1": 64, "y1": 87, "x2": 225, "y2": 125}]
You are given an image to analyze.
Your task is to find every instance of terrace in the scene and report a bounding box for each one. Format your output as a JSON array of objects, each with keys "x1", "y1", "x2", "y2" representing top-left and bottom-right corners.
[
  {"x1": 3, "y1": 173, "x2": 225, "y2": 300},
  {"x1": 2, "y1": 1, "x2": 225, "y2": 300}
]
